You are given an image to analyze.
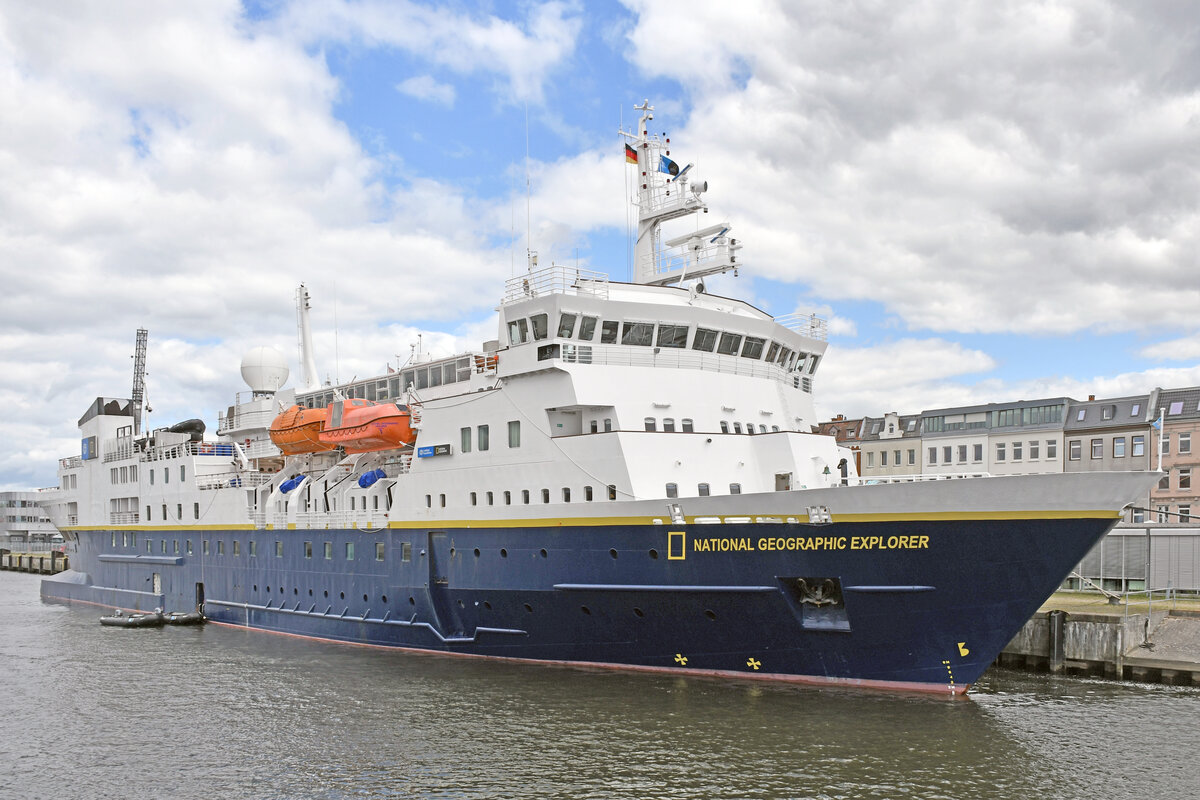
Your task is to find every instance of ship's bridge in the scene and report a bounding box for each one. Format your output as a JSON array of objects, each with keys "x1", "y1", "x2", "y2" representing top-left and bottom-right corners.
[{"x1": 498, "y1": 265, "x2": 827, "y2": 392}]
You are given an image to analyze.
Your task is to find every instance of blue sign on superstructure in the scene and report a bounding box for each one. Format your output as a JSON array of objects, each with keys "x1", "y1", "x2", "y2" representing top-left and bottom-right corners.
[{"x1": 417, "y1": 444, "x2": 451, "y2": 458}]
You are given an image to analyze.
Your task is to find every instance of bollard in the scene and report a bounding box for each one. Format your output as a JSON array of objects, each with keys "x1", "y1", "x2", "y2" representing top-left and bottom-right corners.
[{"x1": 1048, "y1": 609, "x2": 1068, "y2": 674}]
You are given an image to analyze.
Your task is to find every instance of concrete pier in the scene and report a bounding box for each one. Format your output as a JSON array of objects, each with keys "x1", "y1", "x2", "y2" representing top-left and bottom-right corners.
[
  {"x1": 998, "y1": 593, "x2": 1200, "y2": 686},
  {"x1": 0, "y1": 550, "x2": 68, "y2": 575}
]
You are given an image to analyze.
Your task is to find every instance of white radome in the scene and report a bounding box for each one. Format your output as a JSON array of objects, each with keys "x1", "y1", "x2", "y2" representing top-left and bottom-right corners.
[{"x1": 240, "y1": 346, "x2": 289, "y2": 394}]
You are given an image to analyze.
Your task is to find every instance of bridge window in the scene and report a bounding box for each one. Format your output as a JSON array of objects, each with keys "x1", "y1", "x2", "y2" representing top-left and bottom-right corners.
[
  {"x1": 740, "y1": 337, "x2": 765, "y2": 359},
  {"x1": 692, "y1": 328, "x2": 718, "y2": 352},
  {"x1": 766, "y1": 342, "x2": 780, "y2": 362},
  {"x1": 657, "y1": 324, "x2": 688, "y2": 348},
  {"x1": 531, "y1": 314, "x2": 549, "y2": 340},
  {"x1": 507, "y1": 318, "x2": 530, "y2": 345},
  {"x1": 557, "y1": 313, "x2": 577, "y2": 338},
  {"x1": 600, "y1": 320, "x2": 619, "y2": 343},
  {"x1": 716, "y1": 332, "x2": 742, "y2": 355},
  {"x1": 622, "y1": 322, "x2": 654, "y2": 346},
  {"x1": 578, "y1": 316, "x2": 597, "y2": 340}
]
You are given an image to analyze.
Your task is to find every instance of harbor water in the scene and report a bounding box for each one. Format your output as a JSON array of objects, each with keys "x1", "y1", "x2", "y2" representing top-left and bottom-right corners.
[{"x1": 2, "y1": 572, "x2": 1198, "y2": 800}]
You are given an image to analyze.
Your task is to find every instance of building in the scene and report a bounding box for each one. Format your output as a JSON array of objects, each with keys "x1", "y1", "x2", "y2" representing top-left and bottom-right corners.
[
  {"x1": 1, "y1": 491, "x2": 60, "y2": 550},
  {"x1": 1062, "y1": 393, "x2": 1156, "y2": 523},
  {"x1": 856, "y1": 412, "x2": 922, "y2": 477},
  {"x1": 1152, "y1": 387, "x2": 1200, "y2": 524}
]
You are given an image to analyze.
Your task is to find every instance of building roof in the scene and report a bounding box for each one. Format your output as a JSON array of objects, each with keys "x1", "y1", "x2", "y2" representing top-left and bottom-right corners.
[{"x1": 1064, "y1": 394, "x2": 1153, "y2": 431}]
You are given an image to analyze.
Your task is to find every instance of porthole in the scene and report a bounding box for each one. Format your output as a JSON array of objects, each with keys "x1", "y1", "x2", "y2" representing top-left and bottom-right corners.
[
  {"x1": 704, "y1": 609, "x2": 717, "y2": 621},
  {"x1": 265, "y1": 585, "x2": 270, "y2": 593},
  {"x1": 609, "y1": 548, "x2": 618, "y2": 559},
  {"x1": 524, "y1": 603, "x2": 533, "y2": 613},
  {"x1": 323, "y1": 590, "x2": 329, "y2": 598},
  {"x1": 581, "y1": 606, "x2": 591, "y2": 615},
  {"x1": 458, "y1": 599, "x2": 465, "y2": 608},
  {"x1": 633, "y1": 607, "x2": 644, "y2": 617},
  {"x1": 308, "y1": 589, "x2": 313, "y2": 596},
  {"x1": 501, "y1": 548, "x2": 508, "y2": 558},
  {"x1": 409, "y1": 596, "x2": 416, "y2": 605},
  {"x1": 363, "y1": 594, "x2": 368, "y2": 602},
  {"x1": 382, "y1": 595, "x2": 388, "y2": 603},
  {"x1": 279, "y1": 586, "x2": 284, "y2": 594},
  {"x1": 450, "y1": 547, "x2": 456, "y2": 557},
  {"x1": 649, "y1": 549, "x2": 659, "y2": 559},
  {"x1": 540, "y1": 548, "x2": 547, "y2": 558},
  {"x1": 339, "y1": 591, "x2": 345, "y2": 600},
  {"x1": 293, "y1": 588, "x2": 298, "y2": 595},
  {"x1": 474, "y1": 548, "x2": 481, "y2": 557},
  {"x1": 253, "y1": 584, "x2": 258, "y2": 592},
  {"x1": 483, "y1": 601, "x2": 492, "y2": 610}
]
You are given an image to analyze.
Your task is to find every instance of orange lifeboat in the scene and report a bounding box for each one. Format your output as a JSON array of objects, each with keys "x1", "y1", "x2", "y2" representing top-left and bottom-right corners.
[
  {"x1": 269, "y1": 405, "x2": 337, "y2": 456},
  {"x1": 318, "y1": 399, "x2": 416, "y2": 453}
]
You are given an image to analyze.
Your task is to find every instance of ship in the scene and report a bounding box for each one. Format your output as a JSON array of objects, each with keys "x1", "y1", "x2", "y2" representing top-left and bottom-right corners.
[{"x1": 40, "y1": 101, "x2": 1157, "y2": 694}]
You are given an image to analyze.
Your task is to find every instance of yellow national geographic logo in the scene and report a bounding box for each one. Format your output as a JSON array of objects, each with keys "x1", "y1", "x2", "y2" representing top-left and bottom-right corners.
[{"x1": 668, "y1": 531, "x2": 687, "y2": 560}]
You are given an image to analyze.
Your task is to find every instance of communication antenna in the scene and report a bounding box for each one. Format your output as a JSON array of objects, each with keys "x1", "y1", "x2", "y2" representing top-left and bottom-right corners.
[
  {"x1": 295, "y1": 284, "x2": 320, "y2": 392},
  {"x1": 131, "y1": 327, "x2": 148, "y2": 434},
  {"x1": 525, "y1": 102, "x2": 537, "y2": 272}
]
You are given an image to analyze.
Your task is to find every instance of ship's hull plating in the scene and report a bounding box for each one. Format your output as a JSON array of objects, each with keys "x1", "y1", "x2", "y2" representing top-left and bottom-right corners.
[{"x1": 41, "y1": 515, "x2": 1117, "y2": 693}]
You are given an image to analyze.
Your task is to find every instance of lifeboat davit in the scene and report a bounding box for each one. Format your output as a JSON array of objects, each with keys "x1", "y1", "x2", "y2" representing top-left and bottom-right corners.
[
  {"x1": 269, "y1": 405, "x2": 336, "y2": 456},
  {"x1": 318, "y1": 399, "x2": 416, "y2": 453}
]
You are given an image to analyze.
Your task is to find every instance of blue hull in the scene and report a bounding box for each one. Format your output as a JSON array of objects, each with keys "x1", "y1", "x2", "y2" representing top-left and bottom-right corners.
[{"x1": 42, "y1": 517, "x2": 1115, "y2": 693}]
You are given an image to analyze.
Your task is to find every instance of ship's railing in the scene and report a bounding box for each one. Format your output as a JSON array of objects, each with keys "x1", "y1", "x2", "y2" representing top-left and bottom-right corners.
[
  {"x1": 774, "y1": 313, "x2": 828, "y2": 342},
  {"x1": 219, "y1": 406, "x2": 276, "y2": 434},
  {"x1": 557, "y1": 344, "x2": 807, "y2": 387},
  {"x1": 240, "y1": 440, "x2": 281, "y2": 460},
  {"x1": 59, "y1": 456, "x2": 82, "y2": 470},
  {"x1": 143, "y1": 441, "x2": 239, "y2": 462},
  {"x1": 109, "y1": 511, "x2": 141, "y2": 525},
  {"x1": 860, "y1": 472, "x2": 994, "y2": 484},
  {"x1": 197, "y1": 471, "x2": 274, "y2": 491},
  {"x1": 637, "y1": 234, "x2": 739, "y2": 283},
  {"x1": 102, "y1": 437, "x2": 137, "y2": 463},
  {"x1": 503, "y1": 266, "x2": 609, "y2": 304}
]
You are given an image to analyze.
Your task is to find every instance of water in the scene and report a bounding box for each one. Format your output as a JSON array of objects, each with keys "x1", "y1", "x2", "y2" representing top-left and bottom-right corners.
[{"x1": 2, "y1": 572, "x2": 1198, "y2": 800}]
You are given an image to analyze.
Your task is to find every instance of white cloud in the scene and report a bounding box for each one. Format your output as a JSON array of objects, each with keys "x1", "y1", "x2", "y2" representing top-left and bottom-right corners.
[
  {"x1": 396, "y1": 75, "x2": 455, "y2": 107},
  {"x1": 1140, "y1": 334, "x2": 1200, "y2": 362}
]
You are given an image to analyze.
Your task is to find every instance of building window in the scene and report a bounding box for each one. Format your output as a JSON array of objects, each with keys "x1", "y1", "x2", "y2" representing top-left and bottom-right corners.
[
  {"x1": 1131, "y1": 403, "x2": 1141, "y2": 417},
  {"x1": 508, "y1": 421, "x2": 521, "y2": 448},
  {"x1": 1169, "y1": 401, "x2": 1184, "y2": 415},
  {"x1": 1159, "y1": 474, "x2": 1170, "y2": 491},
  {"x1": 942, "y1": 446, "x2": 951, "y2": 463},
  {"x1": 376, "y1": 542, "x2": 385, "y2": 561},
  {"x1": 460, "y1": 427, "x2": 471, "y2": 453},
  {"x1": 881, "y1": 451, "x2": 888, "y2": 467},
  {"x1": 1181, "y1": 468, "x2": 1192, "y2": 490},
  {"x1": 1013, "y1": 442, "x2": 1022, "y2": 460},
  {"x1": 1162, "y1": 436, "x2": 1171, "y2": 455},
  {"x1": 996, "y1": 443, "x2": 1005, "y2": 462},
  {"x1": 1131, "y1": 507, "x2": 1145, "y2": 524},
  {"x1": 1157, "y1": 505, "x2": 1169, "y2": 524},
  {"x1": 1029, "y1": 441, "x2": 1039, "y2": 460},
  {"x1": 345, "y1": 542, "x2": 355, "y2": 560},
  {"x1": 666, "y1": 483, "x2": 678, "y2": 498},
  {"x1": 1076, "y1": 409, "x2": 1086, "y2": 422},
  {"x1": 478, "y1": 425, "x2": 489, "y2": 451},
  {"x1": 1091, "y1": 439, "x2": 1103, "y2": 459},
  {"x1": 1180, "y1": 505, "x2": 1192, "y2": 522},
  {"x1": 1068, "y1": 440, "x2": 1081, "y2": 461},
  {"x1": 973, "y1": 444, "x2": 982, "y2": 462},
  {"x1": 1113, "y1": 437, "x2": 1126, "y2": 458},
  {"x1": 1047, "y1": 440, "x2": 1058, "y2": 459},
  {"x1": 1181, "y1": 433, "x2": 1192, "y2": 454},
  {"x1": 908, "y1": 449, "x2": 916, "y2": 465},
  {"x1": 957, "y1": 445, "x2": 967, "y2": 464},
  {"x1": 866, "y1": 452, "x2": 875, "y2": 468},
  {"x1": 928, "y1": 447, "x2": 937, "y2": 465}
]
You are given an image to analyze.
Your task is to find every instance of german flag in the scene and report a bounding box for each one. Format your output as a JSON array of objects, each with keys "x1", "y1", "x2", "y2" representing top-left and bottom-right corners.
[{"x1": 625, "y1": 143, "x2": 638, "y2": 164}]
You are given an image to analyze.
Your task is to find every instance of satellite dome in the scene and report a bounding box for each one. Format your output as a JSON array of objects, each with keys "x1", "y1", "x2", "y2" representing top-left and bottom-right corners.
[{"x1": 240, "y1": 346, "x2": 289, "y2": 394}]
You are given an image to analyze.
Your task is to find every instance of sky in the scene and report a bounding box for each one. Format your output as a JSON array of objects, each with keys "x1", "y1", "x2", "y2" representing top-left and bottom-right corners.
[{"x1": 2, "y1": 0, "x2": 1200, "y2": 490}]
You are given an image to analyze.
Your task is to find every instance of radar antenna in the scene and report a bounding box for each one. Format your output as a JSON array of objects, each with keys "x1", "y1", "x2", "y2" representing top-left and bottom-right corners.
[{"x1": 131, "y1": 327, "x2": 148, "y2": 434}]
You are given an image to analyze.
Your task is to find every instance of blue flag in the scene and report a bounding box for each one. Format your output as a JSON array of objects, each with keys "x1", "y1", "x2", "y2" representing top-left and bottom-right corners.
[{"x1": 659, "y1": 155, "x2": 679, "y2": 177}]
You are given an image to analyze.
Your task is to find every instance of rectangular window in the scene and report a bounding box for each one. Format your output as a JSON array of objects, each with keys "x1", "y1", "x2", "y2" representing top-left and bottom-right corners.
[
  {"x1": 504, "y1": 490, "x2": 511, "y2": 505},
  {"x1": 600, "y1": 320, "x2": 619, "y2": 343},
  {"x1": 608, "y1": 485, "x2": 617, "y2": 500},
  {"x1": 1131, "y1": 403, "x2": 1141, "y2": 417},
  {"x1": 716, "y1": 332, "x2": 742, "y2": 355},
  {"x1": 470, "y1": 491, "x2": 477, "y2": 506},
  {"x1": 692, "y1": 328, "x2": 718, "y2": 352},
  {"x1": 345, "y1": 542, "x2": 355, "y2": 560},
  {"x1": 557, "y1": 313, "x2": 577, "y2": 338},
  {"x1": 1113, "y1": 437, "x2": 1126, "y2": 458},
  {"x1": 578, "y1": 316, "x2": 597, "y2": 340},
  {"x1": 973, "y1": 443, "x2": 983, "y2": 462},
  {"x1": 740, "y1": 337, "x2": 766, "y2": 359},
  {"x1": 522, "y1": 489, "x2": 530, "y2": 504},
  {"x1": 1157, "y1": 505, "x2": 1169, "y2": 524},
  {"x1": 193, "y1": 502, "x2": 199, "y2": 520},
  {"x1": 1132, "y1": 435, "x2": 1145, "y2": 457},
  {"x1": 657, "y1": 324, "x2": 688, "y2": 348},
  {"x1": 233, "y1": 541, "x2": 240, "y2": 556},
  {"x1": 645, "y1": 417, "x2": 656, "y2": 432},
  {"x1": 867, "y1": 452, "x2": 875, "y2": 467},
  {"x1": 1181, "y1": 433, "x2": 1192, "y2": 454},
  {"x1": 1012, "y1": 441, "x2": 1022, "y2": 460},
  {"x1": 401, "y1": 542, "x2": 412, "y2": 562},
  {"x1": 1047, "y1": 440, "x2": 1057, "y2": 459},
  {"x1": 1076, "y1": 409, "x2": 1086, "y2": 422},
  {"x1": 180, "y1": 465, "x2": 186, "y2": 482},
  {"x1": 1091, "y1": 438, "x2": 1103, "y2": 459},
  {"x1": 682, "y1": 418, "x2": 694, "y2": 433},
  {"x1": 698, "y1": 483, "x2": 710, "y2": 496},
  {"x1": 996, "y1": 443, "x2": 1005, "y2": 462},
  {"x1": 663, "y1": 418, "x2": 675, "y2": 433},
  {"x1": 217, "y1": 541, "x2": 225, "y2": 556},
  {"x1": 376, "y1": 542, "x2": 385, "y2": 561},
  {"x1": 562, "y1": 487, "x2": 571, "y2": 502},
  {"x1": 1169, "y1": 401, "x2": 1184, "y2": 415},
  {"x1": 461, "y1": 427, "x2": 472, "y2": 453},
  {"x1": 1181, "y1": 468, "x2": 1192, "y2": 490},
  {"x1": 1180, "y1": 505, "x2": 1192, "y2": 522},
  {"x1": 305, "y1": 541, "x2": 313, "y2": 559},
  {"x1": 957, "y1": 445, "x2": 967, "y2": 463},
  {"x1": 508, "y1": 420, "x2": 521, "y2": 447},
  {"x1": 487, "y1": 491, "x2": 494, "y2": 505},
  {"x1": 621, "y1": 322, "x2": 654, "y2": 346},
  {"x1": 908, "y1": 449, "x2": 916, "y2": 465},
  {"x1": 720, "y1": 421, "x2": 729, "y2": 433},
  {"x1": 730, "y1": 483, "x2": 742, "y2": 494},
  {"x1": 275, "y1": 541, "x2": 283, "y2": 558},
  {"x1": 200, "y1": 540, "x2": 207, "y2": 555},
  {"x1": 541, "y1": 488, "x2": 550, "y2": 504},
  {"x1": 1029, "y1": 441, "x2": 1039, "y2": 460},
  {"x1": 324, "y1": 541, "x2": 333, "y2": 559},
  {"x1": 942, "y1": 446, "x2": 952, "y2": 463},
  {"x1": 928, "y1": 447, "x2": 937, "y2": 465},
  {"x1": 1159, "y1": 474, "x2": 1170, "y2": 491},
  {"x1": 1162, "y1": 435, "x2": 1171, "y2": 455},
  {"x1": 880, "y1": 451, "x2": 887, "y2": 466},
  {"x1": 585, "y1": 486, "x2": 593, "y2": 501},
  {"x1": 1068, "y1": 440, "x2": 1081, "y2": 460},
  {"x1": 478, "y1": 425, "x2": 489, "y2": 451},
  {"x1": 1132, "y1": 507, "x2": 1145, "y2": 524},
  {"x1": 530, "y1": 313, "x2": 549, "y2": 340},
  {"x1": 249, "y1": 540, "x2": 257, "y2": 557}
]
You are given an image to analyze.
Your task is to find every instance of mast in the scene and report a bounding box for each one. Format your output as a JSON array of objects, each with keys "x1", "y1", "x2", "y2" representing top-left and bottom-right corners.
[
  {"x1": 131, "y1": 327, "x2": 148, "y2": 434},
  {"x1": 621, "y1": 100, "x2": 742, "y2": 286},
  {"x1": 296, "y1": 283, "x2": 321, "y2": 392}
]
